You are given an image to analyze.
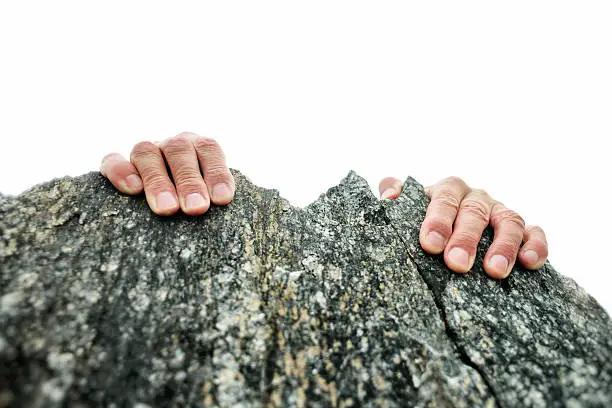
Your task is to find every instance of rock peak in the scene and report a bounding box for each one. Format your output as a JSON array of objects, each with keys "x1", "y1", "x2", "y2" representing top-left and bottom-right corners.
[{"x1": 1, "y1": 170, "x2": 611, "y2": 407}]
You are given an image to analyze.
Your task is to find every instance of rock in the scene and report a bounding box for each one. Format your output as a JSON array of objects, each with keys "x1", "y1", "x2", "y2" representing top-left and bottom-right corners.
[{"x1": 0, "y1": 169, "x2": 610, "y2": 408}]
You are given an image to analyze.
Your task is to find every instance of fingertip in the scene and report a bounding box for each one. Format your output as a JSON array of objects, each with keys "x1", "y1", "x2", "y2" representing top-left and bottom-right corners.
[
  {"x1": 210, "y1": 183, "x2": 234, "y2": 205},
  {"x1": 380, "y1": 187, "x2": 399, "y2": 200},
  {"x1": 149, "y1": 191, "x2": 180, "y2": 216},
  {"x1": 180, "y1": 192, "x2": 211, "y2": 216},
  {"x1": 100, "y1": 152, "x2": 120, "y2": 177},
  {"x1": 378, "y1": 177, "x2": 402, "y2": 200},
  {"x1": 420, "y1": 230, "x2": 447, "y2": 254},
  {"x1": 518, "y1": 234, "x2": 548, "y2": 270},
  {"x1": 519, "y1": 248, "x2": 546, "y2": 270},
  {"x1": 119, "y1": 174, "x2": 144, "y2": 195},
  {"x1": 484, "y1": 254, "x2": 512, "y2": 279},
  {"x1": 445, "y1": 247, "x2": 473, "y2": 274},
  {"x1": 521, "y1": 226, "x2": 548, "y2": 270},
  {"x1": 101, "y1": 152, "x2": 144, "y2": 195}
]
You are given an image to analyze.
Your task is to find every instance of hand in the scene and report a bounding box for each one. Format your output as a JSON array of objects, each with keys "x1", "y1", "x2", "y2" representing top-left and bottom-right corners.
[
  {"x1": 100, "y1": 132, "x2": 235, "y2": 216},
  {"x1": 379, "y1": 176, "x2": 548, "y2": 279}
]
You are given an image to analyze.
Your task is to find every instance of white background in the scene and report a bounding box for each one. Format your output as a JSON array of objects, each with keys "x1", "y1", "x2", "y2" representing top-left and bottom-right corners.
[{"x1": 1, "y1": 1, "x2": 610, "y2": 313}]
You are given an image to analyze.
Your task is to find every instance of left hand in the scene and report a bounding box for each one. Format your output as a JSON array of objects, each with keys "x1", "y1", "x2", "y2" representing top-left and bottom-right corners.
[
  {"x1": 379, "y1": 176, "x2": 548, "y2": 279},
  {"x1": 99, "y1": 132, "x2": 235, "y2": 217}
]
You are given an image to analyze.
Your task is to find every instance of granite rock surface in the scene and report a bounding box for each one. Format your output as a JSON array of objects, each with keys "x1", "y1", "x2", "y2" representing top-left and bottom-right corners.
[{"x1": 0, "y1": 169, "x2": 611, "y2": 407}]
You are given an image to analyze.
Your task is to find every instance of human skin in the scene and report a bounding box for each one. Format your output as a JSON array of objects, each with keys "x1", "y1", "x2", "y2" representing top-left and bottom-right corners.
[{"x1": 100, "y1": 132, "x2": 548, "y2": 279}]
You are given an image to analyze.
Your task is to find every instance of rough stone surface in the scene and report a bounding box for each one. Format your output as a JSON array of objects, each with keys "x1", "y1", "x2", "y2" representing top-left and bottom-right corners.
[{"x1": 0, "y1": 169, "x2": 611, "y2": 407}]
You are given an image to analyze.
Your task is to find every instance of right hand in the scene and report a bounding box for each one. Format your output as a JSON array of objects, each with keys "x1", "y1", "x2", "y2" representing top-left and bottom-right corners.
[
  {"x1": 99, "y1": 132, "x2": 235, "y2": 216},
  {"x1": 379, "y1": 175, "x2": 548, "y2": 278}
]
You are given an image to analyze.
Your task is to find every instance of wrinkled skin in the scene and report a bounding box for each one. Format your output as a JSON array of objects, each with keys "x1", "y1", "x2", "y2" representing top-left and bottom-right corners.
[{"x1": 101, "y1": 132, "x2": 548, "y2": 279}]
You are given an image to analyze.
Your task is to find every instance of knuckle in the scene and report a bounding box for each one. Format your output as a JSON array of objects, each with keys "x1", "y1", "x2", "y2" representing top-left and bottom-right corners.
[
  {"x1": 435, "y1": 190, "x2": 461, "y2": 211},
  {"x1": 194, "y1": 136, "x2": 221, "y2": 152},
  {"x1": 442, "y1": 176, "x2": 467, "y2": 188},
  {"x1": 163, "y1": 135, "x2": 192, "y2": 154},
  {"x1": 526, "y1": 225, "x2": 549, "y2": 248},
  {"x1": 491, "y1": 206, "x2": 525, "y2": 229},
  {"x1": 470, "y1": 188, "x2": 491, "y2": 200},
  {"x1": 176, "y1": 131, "x2": 198, "y2": 139},
  {"x1": 131, "y1": 141, "x2": 158, "y2": 160},
  {"x1": 491, "y1": 200, "x2": 504, "y2": 210},
  {"x1": 459, "y1": 199, "x2": 490, "y2": 224},
  {"x1": 527, "y1": 224, "x2": 546, "y2": 236}
]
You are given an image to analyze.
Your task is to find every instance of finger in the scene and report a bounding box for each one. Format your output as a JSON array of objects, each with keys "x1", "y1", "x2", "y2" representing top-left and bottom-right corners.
[
  {"x1": 159, "y1": 134, "x2": 210, "y2": 216},
  {"x1": 419, "y1": 176, "x2": 471, "y2": 255},
  {"x1": 518, "y1": 225, "x2": 548, "y2": 270},
  {"x1": 100, "y1": 153, "x2": 143, "y2": 195},
  {"x1": 130, "y1": 141, "x2": 180, "y2": 216},
  {"x1": 483, "y1": 203, "x2": 526, "y2": 279},
  {"x1": 444, "y1": 189, "x2": 495, "y2": 273},
  {"x1": 378, "y1": 177, "x2": 403, "y2": 200},
  {"x1": 192, "y1": 136, "x2": 235, "y2": 205}
]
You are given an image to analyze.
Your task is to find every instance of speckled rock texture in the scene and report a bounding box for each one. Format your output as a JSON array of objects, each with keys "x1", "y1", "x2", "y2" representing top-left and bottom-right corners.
[{"x1": 1, "y1": 169, "x2": 611, "y2": 408}]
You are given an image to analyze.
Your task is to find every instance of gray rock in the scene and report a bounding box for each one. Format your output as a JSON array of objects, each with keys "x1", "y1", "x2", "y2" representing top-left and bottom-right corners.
[{"x1": 0, "y1": 169, "x2": 610, "y2": 407}]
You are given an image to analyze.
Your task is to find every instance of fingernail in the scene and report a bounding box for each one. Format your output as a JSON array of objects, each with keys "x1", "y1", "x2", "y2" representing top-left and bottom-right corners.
[
  {"x1": 185, "y1": 193, "x2": 206, "y2": 211},
  {"x1": 125, "y1": 174, "x2": 143, "y2": 191},
  {"x1": 380, "y1": 187, "x2": 397, "y2": 200},
  {"x1": 155, "y1": 192, "x2": 178, "y2": 212},
  {"x1": 426, "y1": 231, "x2": 446, "y2": 251},
  {"x1": 448, "y1": 247, "x2": 470, "y2": 270},
  {"x1": 212, "y1": 183, "x2": 232, "y2": 201},
  {"x1": 489, "y1": 254, "x2": 509, "y2": 276},
  {"x1": 522, "y1": 249, "x2": 539, "y2": 265}
]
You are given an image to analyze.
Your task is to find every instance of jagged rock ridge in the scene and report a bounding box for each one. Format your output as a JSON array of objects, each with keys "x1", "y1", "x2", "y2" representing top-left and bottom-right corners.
[{"x1": 0, "y1": 169, "x2": 611, "y2": 407}]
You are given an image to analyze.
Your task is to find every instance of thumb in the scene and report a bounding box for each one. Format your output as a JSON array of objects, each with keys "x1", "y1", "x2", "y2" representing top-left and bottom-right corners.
[{"x1": 378, "y1": 177, "x2": 403, "y2": 200}]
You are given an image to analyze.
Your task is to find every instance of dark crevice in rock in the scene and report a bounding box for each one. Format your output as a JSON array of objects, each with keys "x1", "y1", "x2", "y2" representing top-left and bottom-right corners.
[
  {"x1": 262, "y1": 303, "x2": 281, "y2": 404},
  {"x1": 387, "y1": 220, "x2": 502, "y2": 408},
  {"x1": 248, "y1": 191, "x2": 286, "y2": 404}
]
